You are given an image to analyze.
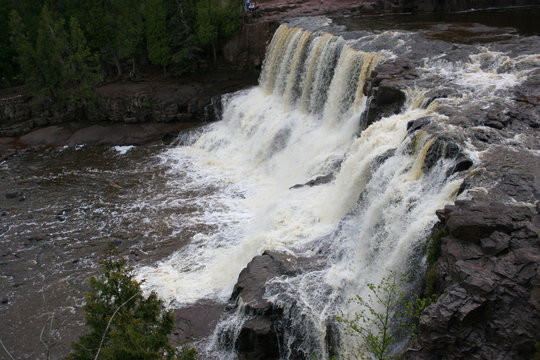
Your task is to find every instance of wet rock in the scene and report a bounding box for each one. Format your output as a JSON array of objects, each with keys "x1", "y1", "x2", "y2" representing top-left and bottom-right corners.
[
  {"x1": 229, "y1": 251, "x2": 305, "y2": 359},
  {"x1": 173, "y1": 301, "x2": 226, "y2": 342},
  {"x1": 237, "y1": 317, "x2": 280, "y2": 360},
  {"x1": 5, "y1": 190, "x2": 23, "y2": 199},
  {"x1": 422, "y1": 136, "x2": 462, "y2": 173},
  {"x1": 325, "y1": 319, "x2": 341, "y2": 360},
  {"x1": 224, "y1": 21, "x2": 279, "y2": 68},
  {"x1": 407, "y1": 200, "x2": 540, "y2": 360},
  {"x1": 447, "y1": 156, "x2": 473, "y2": 175},
  {"x1": 19, "y1": 126, "x2": 72, "y2": 147},
  {"x1": 290, "y1": 173, "x2": 335, "y2": 189},
  {"x1": 374, "y1": 148, "x2": 396, "y2": 168},
  {"x1": 361, "y1": 61, "x2": 416, "y2": 130},
  {"x1": 231, "y1": 250, "x2": 298, "y2": 314},
  {"x1": 407, "y1": 117, "x2": 431, "y2": 133}
]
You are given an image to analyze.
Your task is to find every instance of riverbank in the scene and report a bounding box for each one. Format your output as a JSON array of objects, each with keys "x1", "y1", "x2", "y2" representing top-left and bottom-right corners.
[{"x1": 0, "y1": 62, "x2": 260, "y2": 154}]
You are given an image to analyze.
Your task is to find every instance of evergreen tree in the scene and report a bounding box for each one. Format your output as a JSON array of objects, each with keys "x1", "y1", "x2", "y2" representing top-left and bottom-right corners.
[
  {"x1": 0, "y1": 0, "x2": 17, "y2": 86},
  {"x1": 195, "y1": 0, "x2": 242, "y2": 61},
  {"x1": 67, "y1": 17, "x2": 102, "y2": 106},
  {"x1": 68, "y1": 247, "x2": 176, "y2": 360},
  {"x1": 34, "y1": 4, "x2": 69, "y2": 99},
  {"x1": 9, "y1": 9, "x2": 38, "y2": 89},
  {"x1": 143, "y1": 0, "x2": 171, "y2": 77},
  {"x1": 84, "y1": 0, "x2": 118, "y2": 77},
  {"x1": 115, "y1": 0, "x2": 144, "y2": 77},
  {"x1": 166, "y1": 0, "x2": 201, "y2": 75}
]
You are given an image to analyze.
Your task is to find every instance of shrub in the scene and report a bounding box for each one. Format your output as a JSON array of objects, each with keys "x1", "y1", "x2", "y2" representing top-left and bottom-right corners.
[
  {"x1": 337, "y1": 271, "x2": 435, "y2": 360},
  {"x1": 68, "y1": 246, "x2": 178, "y2": 360}
]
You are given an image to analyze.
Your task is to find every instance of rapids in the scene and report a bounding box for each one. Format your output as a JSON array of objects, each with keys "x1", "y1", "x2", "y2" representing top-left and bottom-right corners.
[{"x1": 1, "y1": 9, "x2": 539, "y2": 360}]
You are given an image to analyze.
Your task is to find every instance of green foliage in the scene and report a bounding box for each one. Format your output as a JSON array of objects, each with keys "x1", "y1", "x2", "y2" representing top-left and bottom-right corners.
[
  {"x1": 142, "y1": 0, "x2": 171, "y2": 76},
  {"x1": 68, "y1": 246, "x2": 177, "y2": 360},
  {"x1": 9, "y1": 9, "x2": 35, "y2": 85},
  {"x1": 178, "y1": 345, "x2": 198, "y2": 360},
  {"x1": 426, "y1": 225, "x2": 446, "y2": 266},
  {"x1": 423, "y1": 225, "x2": 447, "y2": 297},
  {"x1": 167, "y1": 0, "x2": 201, "y2": 75},
  {"x1": 0, "y1": 0, "x2": 17, "y2": 85},
  {"x1": 423, "y1": 264, "x2": 437, "y2": 298},
  {"x1": 67, "y1": 17, "x2": 102, "y2": 106},
  {"x1": 34, "y1": 5, "x2": 70, "y2": 99},
  {"x1": 337, "y1": 272, "x2": 435, "y2": 360},
  {"x1": 196, "y1": 0, "x2": 242, "y2": 60},
  {"x1": 9, "y1": 5, "x2": 101, "y2": 104},
  {"x1": 535, "y1": 342, "x2": 540, "y2": 360},
  {"x1": 4, "y1": 0, "x2": 245, "y2": 93}
]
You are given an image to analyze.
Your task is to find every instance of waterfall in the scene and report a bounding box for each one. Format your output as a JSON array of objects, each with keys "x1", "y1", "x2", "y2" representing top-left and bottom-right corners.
[{"x1": 138, "y1": 24, "x2": 464, "y2": 358}]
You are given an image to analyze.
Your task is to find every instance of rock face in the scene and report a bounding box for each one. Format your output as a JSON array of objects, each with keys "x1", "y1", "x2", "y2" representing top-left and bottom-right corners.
[
  {"x1": 223, "y1": 21, "x2": 280, "y2": 68},
  {"x1": 406, "y1": 200, "x2": 540, "y2": 360},
  {"x1": 229, "y1": 251, "x2": 298, "y2": 359},
  {"x1": 0, "y1": 61, "x2": 260, "y2": 141},
  {"x1": 361, "y1": 61, "x2": 417, "y2": 130}
]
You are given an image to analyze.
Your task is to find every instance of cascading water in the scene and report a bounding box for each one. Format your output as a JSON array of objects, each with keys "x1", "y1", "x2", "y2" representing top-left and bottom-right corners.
[
  {"x1": 136, "y1": 24, "x2": 464, "y2": 358},
  {"x1": 135, "y1": 19, "x2": 540, "y2": 357},
  {"x1": 2, "y1": 12, "x2": 538, "y2": 360}
]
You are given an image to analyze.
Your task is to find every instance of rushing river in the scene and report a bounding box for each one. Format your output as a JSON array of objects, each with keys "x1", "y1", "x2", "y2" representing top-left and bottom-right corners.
[{"x1": 1, "y1": 7, "x2": 539, "y2": 359}]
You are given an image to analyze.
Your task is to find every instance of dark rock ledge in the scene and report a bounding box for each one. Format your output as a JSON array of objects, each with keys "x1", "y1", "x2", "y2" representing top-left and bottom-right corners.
[{"x1": 405, "y1": 200, "x2": 540, "y2": 360}]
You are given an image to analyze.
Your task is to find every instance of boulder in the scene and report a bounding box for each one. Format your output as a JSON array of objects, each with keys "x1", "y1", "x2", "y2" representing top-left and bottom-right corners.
[
  {"x1": 228, "y1": 251, "x2": 295, "y2": 359},
  {"x1": 231, "y1": 250, "x2": 298, "y2": 314},
  {"x1": 237, "y1": 317, "x2": 280, "y2": 360},
  {"x1": 172, "y1": 301, "x2": 226, "y2": 342}
]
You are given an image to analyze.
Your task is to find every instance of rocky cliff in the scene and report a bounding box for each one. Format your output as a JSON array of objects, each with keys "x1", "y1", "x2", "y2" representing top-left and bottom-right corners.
[
  {"x1": 407, "y1": 200, "x2": 540, "y2": 360},
  {"x1": 0, "y1": 65, "x2": 259, "y2": 150}
]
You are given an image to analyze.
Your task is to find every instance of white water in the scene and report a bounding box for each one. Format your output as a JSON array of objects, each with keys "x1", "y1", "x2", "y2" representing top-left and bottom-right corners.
[{"x1": 136, "y1": 25, "x2": 482, "y2": 358}]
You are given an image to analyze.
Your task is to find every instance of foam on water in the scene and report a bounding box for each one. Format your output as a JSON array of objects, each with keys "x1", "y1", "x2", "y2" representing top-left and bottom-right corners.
[{"x1": 135, "y1": 23, "x2": 537, "y2": 358}]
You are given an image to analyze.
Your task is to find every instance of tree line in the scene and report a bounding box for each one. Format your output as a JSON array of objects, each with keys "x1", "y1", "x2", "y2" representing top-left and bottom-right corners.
[{"x1": 1, "y1": 0, "x2": 243, "y2": 103}]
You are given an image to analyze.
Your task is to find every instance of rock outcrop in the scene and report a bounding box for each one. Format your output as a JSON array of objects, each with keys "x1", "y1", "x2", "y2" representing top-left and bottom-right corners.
[
  {"x1": 223, "y1": 21, "x2": 280, "y2": 68},
  {"x1": 0, "y1": 64, "x2": 259, "y2": 148},
  {"x1": 229, "y1": 251, "x2": 298, "y2": 359},
  {"x1": 405, "y1": 200, "x2": 540, "y2": 360},
  {"x1": 360, "y1": 60, "x2": 417, "y2": 130}
]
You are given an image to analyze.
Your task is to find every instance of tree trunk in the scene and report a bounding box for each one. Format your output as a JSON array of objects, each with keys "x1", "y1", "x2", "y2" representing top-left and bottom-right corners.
[
  {"x1": 113, "y1": 53, "x2": 122, "y2": 78},
  {"x1": 131, "y1": 56, "x2": 136, "y2": 79}
]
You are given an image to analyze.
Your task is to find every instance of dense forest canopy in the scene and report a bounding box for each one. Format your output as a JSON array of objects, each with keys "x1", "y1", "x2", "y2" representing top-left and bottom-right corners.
[{"x1": 1, "y1": 0, "x2": 243, "y2": 102}]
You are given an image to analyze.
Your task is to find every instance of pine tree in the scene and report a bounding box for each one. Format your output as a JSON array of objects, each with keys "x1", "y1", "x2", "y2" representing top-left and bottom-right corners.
[
  {"x1": 68, "y1": 247, "x2": 176, "y2": 360},
  {"x1": 115, "y1": 0, "x2": 144, "y2": 77},
  {"x1": 195, "y1": 0, "x2": 242, "y2": 61},
  {"x1": 166, "y1": 0, "x2": 200, "y2": 75},
  {"x1": 67, "y1": 17, "x2": 102, "y2": 106},
  {"x1": 143, "y1": 0, "x2": 171, "y2": 77},
  {"x1": 0, "y1": 0, "x2": 17, "y2": 86},
  {"x1": 34, "y1": 4, "x2": 69, "y2": 99},
  {"x1": 9, "y1": 9, "x2": 36, "y2": 87}
]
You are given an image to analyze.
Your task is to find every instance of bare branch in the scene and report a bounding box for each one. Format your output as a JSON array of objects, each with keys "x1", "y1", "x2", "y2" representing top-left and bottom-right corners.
[
  {"x1": 0, "y1": 339, "x2": 15, "y2": 360},
  {"x1": 94, "y1": 291, "x2": 139, "y2": 360}
]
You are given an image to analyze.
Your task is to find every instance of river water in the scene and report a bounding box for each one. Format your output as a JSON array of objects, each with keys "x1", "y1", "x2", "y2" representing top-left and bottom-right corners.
[{"x1": 1, "y1": 7, "x2": 539, "y2": 359}]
